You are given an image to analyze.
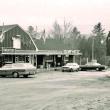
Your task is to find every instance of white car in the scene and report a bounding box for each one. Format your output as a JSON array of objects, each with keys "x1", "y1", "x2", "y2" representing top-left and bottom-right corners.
[
  {"x1": 0, "y1": 63, "x2": 37, "y2": 78},
  {"x1": 62, "y1": 63, "x2": 80, "y2": 72}
]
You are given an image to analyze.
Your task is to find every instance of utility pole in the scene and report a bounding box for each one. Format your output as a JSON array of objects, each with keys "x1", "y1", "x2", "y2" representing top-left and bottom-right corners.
[
  {"x1": 87, "y1": 57, "x2": 88, "y2": 63},
  {"x1": 92, "y1": 37, "x2": 94, "y2": 61},
  {"x1": 73, "y1": 55, "x2": 75, "y2": 63}
]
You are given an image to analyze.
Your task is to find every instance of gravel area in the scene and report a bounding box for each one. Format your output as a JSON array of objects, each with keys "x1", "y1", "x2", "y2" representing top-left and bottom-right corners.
[{"x1": 0, "y1": 70, "x2": 110, "y2": 110}]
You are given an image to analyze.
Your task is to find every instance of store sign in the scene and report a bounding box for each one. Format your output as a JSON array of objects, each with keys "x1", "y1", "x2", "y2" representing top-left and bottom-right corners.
[
  {"x1": 64, "y1": 50, "x2": 72, "y2": 54},
  {"x1": 72, "y1": 50, "x2": 80, "y2": 55},
  {"x1": 63, "y1": 50, "x2": 80, "y2": 55},
  {"x1": 3, "y1": 48, "x2": 15, "y2": 53}
]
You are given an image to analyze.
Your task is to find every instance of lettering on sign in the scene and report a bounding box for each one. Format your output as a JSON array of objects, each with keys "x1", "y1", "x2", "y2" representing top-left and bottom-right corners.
[{"x1": 3, "y1": 48, "x2": 15, "y2": 53}]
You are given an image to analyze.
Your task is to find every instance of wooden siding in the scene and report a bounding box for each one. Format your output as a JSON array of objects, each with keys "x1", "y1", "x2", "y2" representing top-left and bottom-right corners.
[{"x1": 2, "y1": 26, "x2": 36, "y2": 50}]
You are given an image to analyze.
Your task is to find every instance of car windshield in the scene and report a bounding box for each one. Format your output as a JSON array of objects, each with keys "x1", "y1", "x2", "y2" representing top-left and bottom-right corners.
[
  {"x1": 2, "y1": 64, "x2": 13, "y2": 68},
  {"x1": 12, "y1": 63, "x2": 34, "y2": 68},
  {"x1": 86, "y1": 62, "x2": 101, "y2": 66},
  {"x1": 66, "y1": 63, "x2": 78, "y2": 66},
  {"x1": 93, "y1": 63, "x2": 101, "y2": 66},
  {"x1": 23, "y1": 63, "x2": 35, "y2": 68}
]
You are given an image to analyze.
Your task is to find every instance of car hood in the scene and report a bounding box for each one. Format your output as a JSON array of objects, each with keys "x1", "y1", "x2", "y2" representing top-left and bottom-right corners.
[
  {"x1": 0, "y1": 67, "x2": 36, "y2": 70},
  {"x1": 62, "y1": 66, "x2": 72, "y2": 68}
]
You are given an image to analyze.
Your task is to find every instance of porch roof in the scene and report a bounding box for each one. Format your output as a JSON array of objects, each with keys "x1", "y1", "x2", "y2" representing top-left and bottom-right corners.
[{"x1": 1, "y1": 49, "x2": 82, "y2": 56}]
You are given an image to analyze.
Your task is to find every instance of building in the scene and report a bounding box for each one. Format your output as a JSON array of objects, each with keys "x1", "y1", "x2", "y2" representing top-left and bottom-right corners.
[
  {"x1": 0, "y1": 24, "x2": 37, "y2": 66},
  {"x1": 0, "y1": 24, "x2": 82, "y2": 68}
]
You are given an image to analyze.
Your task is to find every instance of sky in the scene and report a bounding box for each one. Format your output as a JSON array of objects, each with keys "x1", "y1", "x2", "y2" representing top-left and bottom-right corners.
[{"x1": 0, "y1": 0, "x2": 110, "y2": 34}]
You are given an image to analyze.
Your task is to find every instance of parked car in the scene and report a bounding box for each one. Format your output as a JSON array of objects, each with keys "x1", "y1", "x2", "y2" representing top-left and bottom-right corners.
[
  {"x1": 0, "y1": 63, "x2": 37, "y2": 78},
  {"x1": 62, "y1": 63, "x2": 80, "y2": 72},
  {"x1": 80, "y1": 62, "x2": 107, "y2": 71}
]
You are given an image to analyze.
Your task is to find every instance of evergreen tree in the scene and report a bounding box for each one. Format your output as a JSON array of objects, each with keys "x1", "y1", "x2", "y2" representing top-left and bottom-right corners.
[
  {"x1": 92, "y1": 22, "x2": 106, "y2": 64},
  {"x1": 28, "y1": 26, "x2": 34, "y2": 35}
]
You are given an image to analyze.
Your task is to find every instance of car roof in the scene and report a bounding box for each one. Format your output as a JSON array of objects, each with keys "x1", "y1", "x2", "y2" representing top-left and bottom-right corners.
[
  {"x1": 4, "y1": 63, "x2": 33, "y2": 66},
  {"x1": 66, "y1": 63, "x2": 78, "y2": 65},
  {"x1": 86, "y1": 62, "x2": 101, "y2": 65}
]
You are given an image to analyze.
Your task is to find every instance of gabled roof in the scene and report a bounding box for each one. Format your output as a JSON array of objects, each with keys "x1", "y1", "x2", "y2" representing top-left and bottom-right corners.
[
  {"x1": 0, "y1": 24, "x2": 18, "y2": 32},
  {"x1": 0, "y1": 24, "x2": 38, "y2": 51}
]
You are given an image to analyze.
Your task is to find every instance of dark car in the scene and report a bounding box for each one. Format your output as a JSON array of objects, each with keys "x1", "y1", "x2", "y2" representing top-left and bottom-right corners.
[
  {"x1": 80, "y1": 62, "x2": 107, "y2": 71},
  {"x1": 0, "y1": 63, "x2": 37, "y2": 78}
]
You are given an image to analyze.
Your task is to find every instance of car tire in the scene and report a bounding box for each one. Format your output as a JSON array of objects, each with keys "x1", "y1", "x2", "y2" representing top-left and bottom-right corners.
[
  {"x1": 70, "y1": 69, "x2": 73, "y2": 72},
  {"x1": 62, "y1": 70, "x2": 64, "y2": 72},
  {"x1": 13, "y1": 72, "x2": 19, "y2": 78},
  {"x1": 76, "y1": 69, "x2": 78, "y2": 72},
  {"x1": 79, "y1": 68, "x2": 81, "y2": 71},
  {"x1": 23, "y1": 74, "x2": 28, "y2": 78}
]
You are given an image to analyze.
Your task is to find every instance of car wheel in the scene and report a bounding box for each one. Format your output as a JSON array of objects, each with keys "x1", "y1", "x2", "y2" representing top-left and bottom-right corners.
[
  {"x1": 70, "y1": 69, "x2": 73, "y2": 72},
  {"x1": 76, "y1": 69, "x2": 78, "y2": 72},
  {"x1": 79, "y1": 68, "x2": 81, "y2": 71},
  {"x1": 62, "y1": 70, "x2": 64, "y2": 72},
  {"x1": 23, "y1": 74, "x2": 28, "y2": 78},
  {"x1": 13, "y1": 72, "x2": 19, "y2": 78}
]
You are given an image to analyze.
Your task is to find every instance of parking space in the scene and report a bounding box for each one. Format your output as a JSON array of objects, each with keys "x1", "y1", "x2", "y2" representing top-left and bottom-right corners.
[{"x1": 0, "y1": 70, "x2": 110, "y2": 110}]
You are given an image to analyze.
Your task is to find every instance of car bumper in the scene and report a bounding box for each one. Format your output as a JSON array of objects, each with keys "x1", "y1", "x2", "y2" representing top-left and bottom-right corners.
[
  {"x1": 20, "y1": 69, "x2": 37, "y2": 75},
  {"x1": 62, "y1": 68, "x2": 71, "y2": 71}
]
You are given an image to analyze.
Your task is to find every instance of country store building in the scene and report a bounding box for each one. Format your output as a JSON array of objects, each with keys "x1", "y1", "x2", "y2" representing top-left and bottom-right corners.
[{"x1": 0, "y1": 24, "x2": 82, "y2": 68}]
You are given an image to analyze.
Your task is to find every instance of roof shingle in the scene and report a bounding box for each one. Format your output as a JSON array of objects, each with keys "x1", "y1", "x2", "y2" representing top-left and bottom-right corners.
[{"x1": 0, "y1": 24, "x2": 18, "y2": 32}]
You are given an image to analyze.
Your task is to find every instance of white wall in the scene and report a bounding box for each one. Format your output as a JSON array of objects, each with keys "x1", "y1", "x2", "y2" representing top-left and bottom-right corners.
[{"x1": 12, "y1": 37, "x2": 21, "y2": 49}]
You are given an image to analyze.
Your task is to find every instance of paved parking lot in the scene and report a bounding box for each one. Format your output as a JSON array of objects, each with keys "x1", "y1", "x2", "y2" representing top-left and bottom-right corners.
[{"x1": 0, "y1": 70, "x2": 110, "y2": 110}]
